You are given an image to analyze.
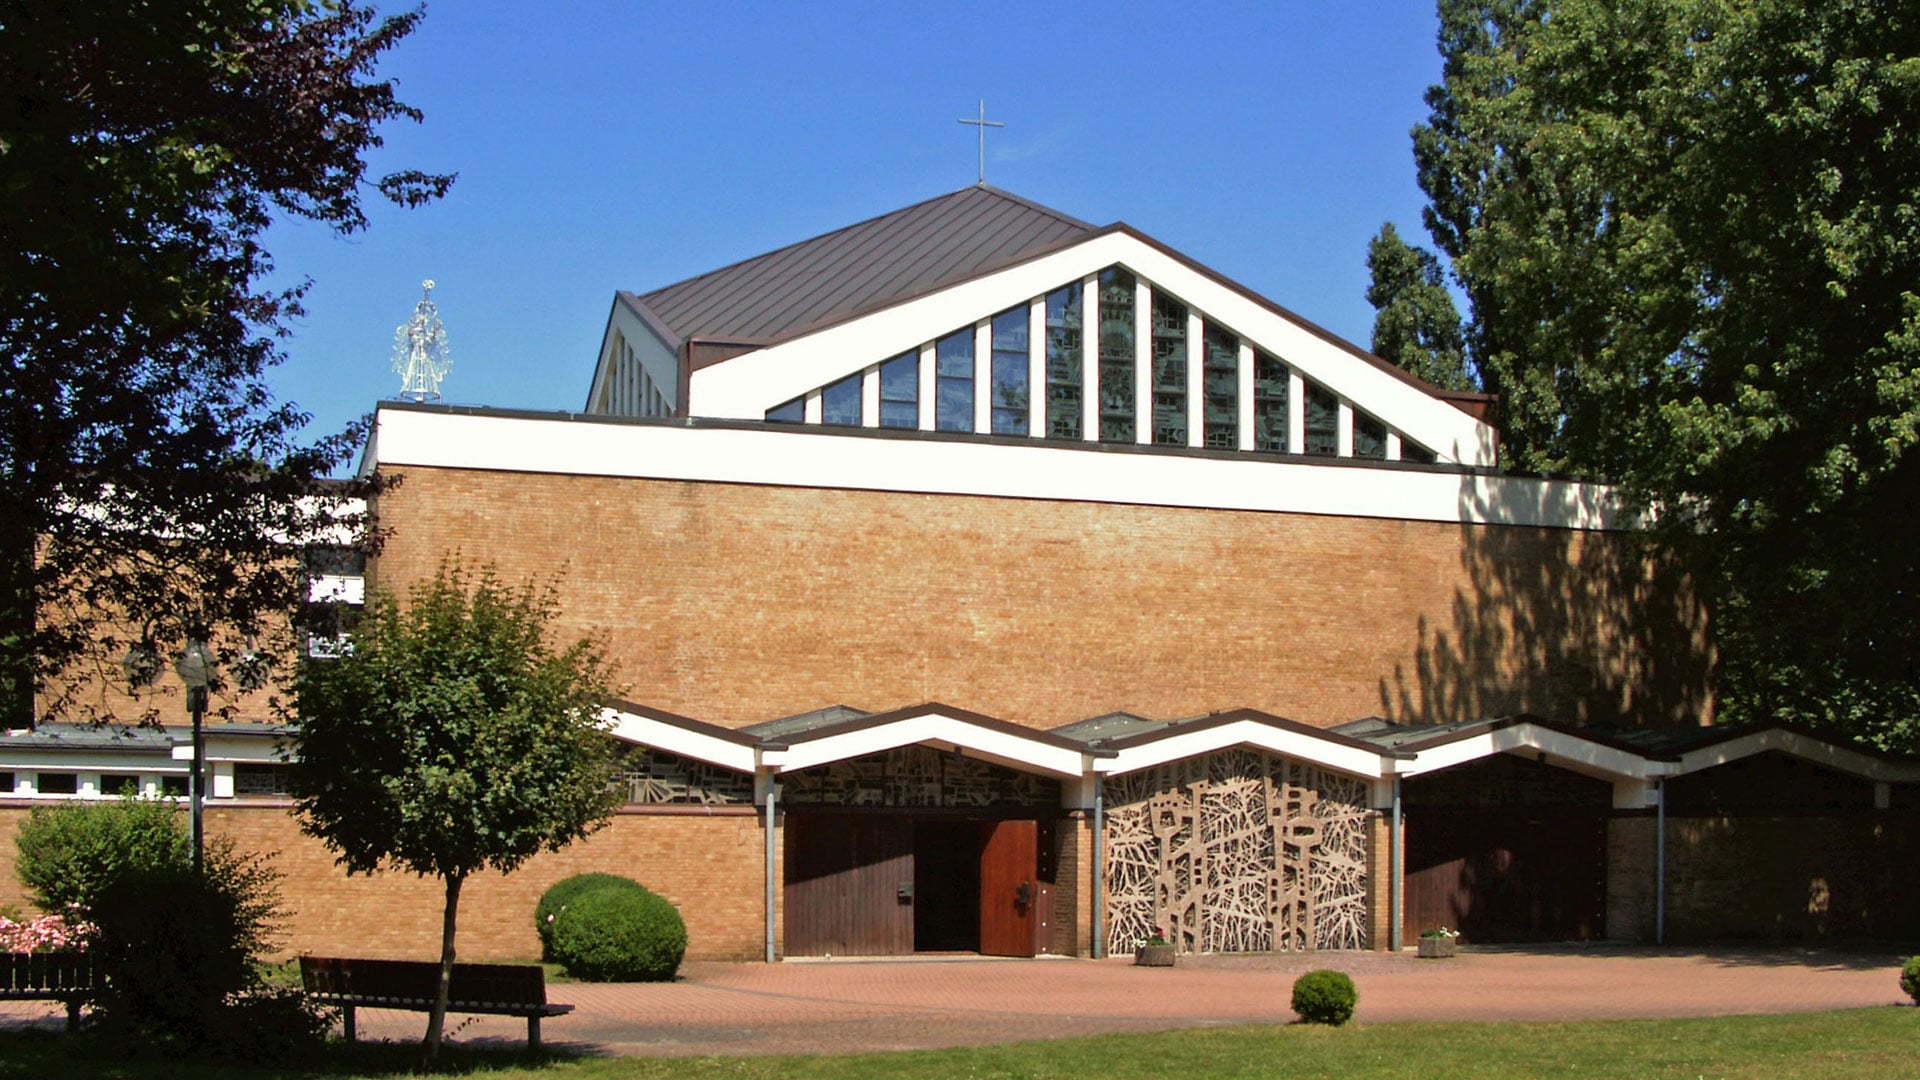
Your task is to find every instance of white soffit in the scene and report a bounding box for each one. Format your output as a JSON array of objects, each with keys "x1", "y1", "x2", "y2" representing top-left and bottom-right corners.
[
  {"x1": 1099, "y1": 720, "x2": 1390, "y2": 781},
  {"x1": 687, "y1": 231, "x2": 1497, "y2": 466},
  {"x1": 1398, "y1": 724, "x2": 1654, "y2": 782},
  {"x1": 1671, "y1": 727, "x2": 1920, "y2": 784},
  {"x1": 760, "y1": 711, "x2": 1088, "y2": 778},
  {"x1": 601, "y1": 707, "x2": 757, "y2": 774},
  {"x1": 372, "y1": 407, "x2": 1620, "y2": 531}
]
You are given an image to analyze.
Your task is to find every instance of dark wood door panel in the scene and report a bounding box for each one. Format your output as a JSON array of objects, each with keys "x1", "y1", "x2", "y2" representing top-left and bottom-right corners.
[
  {"x1": 784, "y1": 813, "x2": 913, "y2": 956},
  {"x1": 1403, "y1": 809, "x2": 1606, "y2": 944},
  {"x1": 978, "y1": 819, "x2": 1038, "y2": 957}
]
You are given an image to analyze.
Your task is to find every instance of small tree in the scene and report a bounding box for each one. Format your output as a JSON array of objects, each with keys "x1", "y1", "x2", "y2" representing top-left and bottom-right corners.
[{"x1": 290, "y1": 560, "x2": 621, "y2": 1063}]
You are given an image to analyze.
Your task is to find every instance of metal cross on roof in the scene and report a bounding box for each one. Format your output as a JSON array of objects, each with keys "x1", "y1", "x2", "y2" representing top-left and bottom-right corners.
[{"x1": 958, "y1": 99, "x2": 1005, "y2": 185}]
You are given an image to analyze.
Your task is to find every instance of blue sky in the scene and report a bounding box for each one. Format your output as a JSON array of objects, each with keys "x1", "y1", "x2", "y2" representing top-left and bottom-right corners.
[{"x1": 265, "y1": 1, "x2": 1450, "y2": 452}]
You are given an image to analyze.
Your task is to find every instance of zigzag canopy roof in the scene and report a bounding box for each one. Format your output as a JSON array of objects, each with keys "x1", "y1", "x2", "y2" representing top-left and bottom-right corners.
[{"x1": 630, "y1": 185, "x2": 1093, "y2": 344}]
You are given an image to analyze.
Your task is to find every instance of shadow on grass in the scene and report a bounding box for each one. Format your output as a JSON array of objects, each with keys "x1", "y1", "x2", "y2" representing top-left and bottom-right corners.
[{"x1": 0, "y1": 1027, "x2": 602, "y2": 1080}]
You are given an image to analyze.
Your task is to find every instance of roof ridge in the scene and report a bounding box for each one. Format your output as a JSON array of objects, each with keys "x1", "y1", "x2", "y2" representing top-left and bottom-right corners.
[{"x1": 639, "y1": 186, "x2": 1078, "y2": 304}]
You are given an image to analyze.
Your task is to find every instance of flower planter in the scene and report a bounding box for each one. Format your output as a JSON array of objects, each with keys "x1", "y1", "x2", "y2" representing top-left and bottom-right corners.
[
  {"x1": 1417, "y1": 937, "x2": 1457, "y2": 959},
  {"x1": 1134, "y1": 944, "x2": 1176, "y2": 967}
]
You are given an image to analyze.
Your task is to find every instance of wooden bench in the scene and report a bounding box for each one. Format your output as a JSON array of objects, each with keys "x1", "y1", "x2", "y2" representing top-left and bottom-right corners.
[
  {"x1": 0, "y1": 952, "x2": 94, "y2": 1033},
  {"x1": 298, "y1": 956, "x2": 573, "y2": 1048}
]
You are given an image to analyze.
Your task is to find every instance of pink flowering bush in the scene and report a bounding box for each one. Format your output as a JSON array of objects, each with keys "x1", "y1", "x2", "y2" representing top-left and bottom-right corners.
[{"x1": 0, "y1": 910, "x2": 91, "y2": 953}]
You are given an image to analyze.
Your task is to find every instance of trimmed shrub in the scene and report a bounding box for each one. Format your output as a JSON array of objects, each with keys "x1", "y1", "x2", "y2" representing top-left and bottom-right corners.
[
  {"x1": 15, "y1": 797, "x2": 190, "y2": 914},
  {"x1": 1902, "y1": 956, "x2": 1920, "y2": 1005},
  {"x1": 549, "y1": 884, "x2": 687, "y2": 982},
  {"x1": 1291, "y1": 969, "x2": 1358, "y2": 1026},
  {"x1": 86, "y1": 839, "x2": 329, "y2": 1063},
  {"x1": 535, "y1": 872, "x2": 647, "y2": 959}
]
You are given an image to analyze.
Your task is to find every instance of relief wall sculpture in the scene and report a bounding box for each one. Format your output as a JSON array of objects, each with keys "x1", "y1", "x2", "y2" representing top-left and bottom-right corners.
[
  {"x1": 781, "y1": 745, "x2": 1062, "y2": 807},
  {"x1": 1104, "y1": 747, "x2": 1370, "y2": 953},
  {"x1": 616, "y1": 748, "x2": 754, "y2": 805}
]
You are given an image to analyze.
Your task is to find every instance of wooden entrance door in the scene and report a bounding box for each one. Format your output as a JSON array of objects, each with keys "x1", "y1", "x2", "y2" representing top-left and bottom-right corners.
[
  {"x1": 977, "y1": 819, "x2": 1039, "y2": 957},
  {"x1": 783, "y1": 813, "x2": 913, "y2": 956}
]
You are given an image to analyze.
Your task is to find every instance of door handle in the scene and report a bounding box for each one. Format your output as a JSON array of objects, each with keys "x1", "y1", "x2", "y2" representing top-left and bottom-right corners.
[{"x1": 1014, "y1": 880, "x2": 1031, "y2": 907}]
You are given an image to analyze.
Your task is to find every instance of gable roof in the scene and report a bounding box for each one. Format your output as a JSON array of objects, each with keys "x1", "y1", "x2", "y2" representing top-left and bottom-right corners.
[{"x1": 630, "y1": 185, "x2": 1093, "y2": 344}]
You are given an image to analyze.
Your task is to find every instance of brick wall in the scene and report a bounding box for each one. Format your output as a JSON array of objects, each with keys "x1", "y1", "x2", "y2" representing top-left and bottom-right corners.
[
  {"x1": 0, "y1": 801, "x2": 770, "y2": 962},
  {"x1": 371, "y1": 466, "x2": 1710, "y2": 733}
]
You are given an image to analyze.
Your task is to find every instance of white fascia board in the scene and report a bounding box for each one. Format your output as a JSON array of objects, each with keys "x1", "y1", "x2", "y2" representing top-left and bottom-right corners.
[
  {"x1": 371, "y1": 408, "x2": 1620, "y2": 531},
  {"x1": 601, "y1": 707, "x2": 757, "y2": 774},
  {"x1": 1399, "y1": 724, "x2": 1654, "y2": 782},
  {"x1": 1672, "y1": 728, "x2": 1920, "y2": 784},
  {"x1": 168, "y1": 738, "x2": 285, "y2": 764},
  {"x1": 1098, "y1": 720, "x2": 1389, "y2": 781},
  {"x1": 686, "y1": 231, "x2": 1497, "y2": 466},
  {"x1": 2, "y1": 749, "x2": 177, "y2": 772},
  {"x1": 762, "y1": 712, "x2": 1086, "y2": 778}
]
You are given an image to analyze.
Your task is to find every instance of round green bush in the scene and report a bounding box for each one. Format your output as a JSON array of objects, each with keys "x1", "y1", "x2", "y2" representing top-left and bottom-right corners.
[
  {"x1": 1901, "y1": 956, "x2": 1920, "y2": 1005},
  {"x1": 535, "y1": 873, "x2": 647, "y2": 959},
  {"x1": 1290, "y1": 969, "x2": 1358, "y2": 1026},
  {"x1": 549, "y1": 885, "x2": 687, "y2": 982}
]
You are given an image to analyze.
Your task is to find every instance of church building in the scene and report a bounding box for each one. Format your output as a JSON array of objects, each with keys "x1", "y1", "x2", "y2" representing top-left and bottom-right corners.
[
  {"x1": 351, "y1": 185, "x2": 1917, "y2": 960},
  {"x1": 9, "y1": 185, "x2": 1914, "y2": 963}
]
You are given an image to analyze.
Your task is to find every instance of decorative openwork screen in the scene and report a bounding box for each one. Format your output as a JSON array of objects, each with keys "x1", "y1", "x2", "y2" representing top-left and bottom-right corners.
[
  {"x1": 615, "y1": 749, "x2": 753, "y2": 805},
  {"x1": 781, "y1": 745, "x2": 1060, "y2": 808},
  {"x1": 1104, "y1": 747, "x2": 1370, "y2": 954}
]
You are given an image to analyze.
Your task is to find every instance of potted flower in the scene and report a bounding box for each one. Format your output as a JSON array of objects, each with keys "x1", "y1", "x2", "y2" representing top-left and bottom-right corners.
[
  {"x1": 1417, "y1": 926, "x2": 1459, "y2": 958},
  {"x1": 1134, "y1": 928, "x2": 1176, "y2": 967}
]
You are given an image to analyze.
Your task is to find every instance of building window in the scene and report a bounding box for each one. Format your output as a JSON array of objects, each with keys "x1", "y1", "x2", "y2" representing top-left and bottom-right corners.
[
  {"x1": 98, "y1": 773, "x2": 141, "y2": 797},
  {"x1": 1401, "y1": 441, "x2": 1437, "y2": 464},
  {"x1": 1354, "y1": 411, "x2": 1388, "y2": 459},
  {"x1": 935, "y1": 329, "x2": 974, "y2": 433},
  {"x1": 821, "y1": 372, "x2": 862, "y2": 427},
  {"x1": 234, "y1": 764, "x2": 293, "y2": 798},
  {"x1": 160, "y1": 775, "x2": 188, "y2": 797},
  {"x1": 766, "y1": 396, "x2": 804, "y2": 423},
  {"x1": 1202, "y1": 325, "x2": 1238, "y2": 449},
  {"x1": 0, "y1": 772, "x2": 13, "y2": 794},
  {"x1": 1253, "y1": 349, "x2": 1290, "y2": 452},
  {"x1": 1098, "y1": 267, "x2": 1136, "y2": 442},
  {"x1": 990, "y1": 307, "x2": 1029, "y2": 436},
  {"x1": 1304, "y1": 384, "x2": 1339, "y2": 455},
  {"x1": 878, "y1": 352, "x2": 917, "y2": 428},
  {"x1": 37, "y1": 773, "x2": 77, "y2": 796},
  {"x1": 1045, "y1": 283, "x2": 1083, "y2": 440},
  {"x1": 1150, "y1": 294, "x2": 1188, "y2": 446}
]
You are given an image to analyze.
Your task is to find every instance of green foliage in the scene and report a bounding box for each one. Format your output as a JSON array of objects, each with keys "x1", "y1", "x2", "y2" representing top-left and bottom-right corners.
[
  {"x1": 536, "y1": 873, "x2": 647, "y2": 960},
  {"x1": 86, "y1": 839, "x2": 330, "y2": 1062},
  {"x1": 291, "y1": 560, "x2": 623, "y2": 882},
  {"x1": 1365, "y1": 222, "x2": 1475, "y2": 392},
  {"x1": 14, "y1": 797, "x2": 191, "y2": 914},
  {"x1": 1901, "y1": 956, "x2": 1920, "y2": 1004},
  {"x1": 0, "y1": 1, "x2": 450, "y2": 725},
  {"x1": 1403, "y1": 0, "x2": 1920, "y2": 747},
  {"x1": 291, "y1": 558, "x2": 622, "y2": 1058},
  {"x1": 548, "y1": 883, "x2": 688, "y2": 983},
  {"x1": 1290, "y1": 969, "x2": 1357, "y2": 1026}
]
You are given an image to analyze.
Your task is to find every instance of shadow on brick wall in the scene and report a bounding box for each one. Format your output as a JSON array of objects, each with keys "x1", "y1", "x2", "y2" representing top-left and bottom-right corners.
[{"x1": 1377, "y1": 472, "x2": 1713, "y2": 729}]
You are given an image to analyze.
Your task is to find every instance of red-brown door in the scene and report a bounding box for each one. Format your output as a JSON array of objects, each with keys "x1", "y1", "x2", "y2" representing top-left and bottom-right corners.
[
  {"x1": 1403, "y1": 808, "x2": 1607, "y2": 943},
  {"x1": 978, "y1": 819, "x2": 1038, "y2": 957}
]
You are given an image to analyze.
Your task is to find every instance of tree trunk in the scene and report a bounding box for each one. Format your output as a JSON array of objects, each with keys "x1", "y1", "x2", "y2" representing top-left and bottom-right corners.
[{"x1": 422, "y1": 871, "x2": 464, "y2": 1067}]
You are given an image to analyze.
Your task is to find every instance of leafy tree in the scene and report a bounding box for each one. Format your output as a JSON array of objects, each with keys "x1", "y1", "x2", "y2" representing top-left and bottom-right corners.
[
  {"x1": 1402, "y1": 0, "x2": 1920, "y2": 748},
  {"x1": 290, "y1": 561, "x2": 623, "y2": 1063},
  {"x1": 1364, "y1": 222, "x2": 1475, "y2": 391},
  {"x1": 0, "y1": 1, "x2": 452, "y2": 726}
]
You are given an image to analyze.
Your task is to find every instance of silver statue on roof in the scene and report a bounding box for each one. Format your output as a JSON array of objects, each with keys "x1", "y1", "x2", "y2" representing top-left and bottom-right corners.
[{"x1": 392, "y1": 279, "x2": 452, "y2": 402}]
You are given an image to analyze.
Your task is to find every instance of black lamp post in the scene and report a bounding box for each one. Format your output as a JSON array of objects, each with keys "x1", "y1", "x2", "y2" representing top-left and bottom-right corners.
[{"x1": 174, "y1": 639, "x2": 214, "y2": 872}]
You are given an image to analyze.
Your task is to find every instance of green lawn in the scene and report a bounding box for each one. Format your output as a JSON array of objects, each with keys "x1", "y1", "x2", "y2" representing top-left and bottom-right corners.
[{"x1": 0, "y1": 1008, "x2": 1912, "y2": 1079}]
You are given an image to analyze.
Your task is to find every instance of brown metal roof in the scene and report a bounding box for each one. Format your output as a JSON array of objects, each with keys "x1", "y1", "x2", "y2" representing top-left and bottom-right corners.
[{"x1": 633, "y1": 185, "x2": 1094, "y2": 343}]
